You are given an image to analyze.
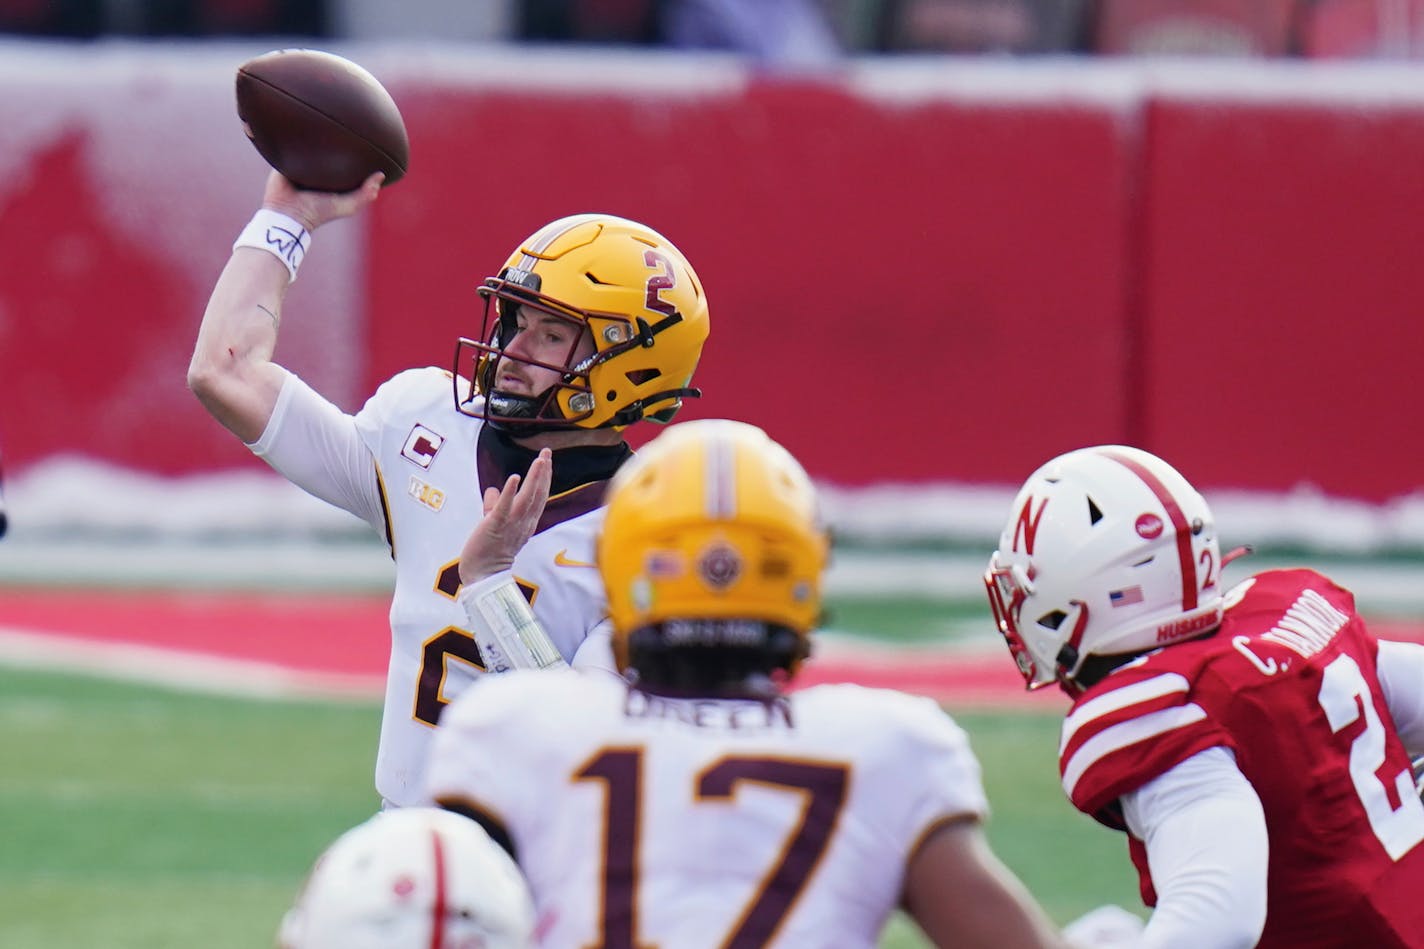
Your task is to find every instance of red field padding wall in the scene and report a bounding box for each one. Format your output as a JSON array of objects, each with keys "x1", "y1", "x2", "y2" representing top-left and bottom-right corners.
[
  {"x1": 1138, "y1": 91, "x2": 1424, "y2": 500},
  {"x1": 1, "y1": 49, "x2": 1421, "y2": 500},
  {"x1": 369, "y1": 73, "x2": 1134, "y2": 486}
]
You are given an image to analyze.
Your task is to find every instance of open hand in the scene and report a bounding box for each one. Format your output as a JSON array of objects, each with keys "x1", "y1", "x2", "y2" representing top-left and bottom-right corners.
[{"x1": 458, "y1": 449, "x2": 553, "y2": 585}]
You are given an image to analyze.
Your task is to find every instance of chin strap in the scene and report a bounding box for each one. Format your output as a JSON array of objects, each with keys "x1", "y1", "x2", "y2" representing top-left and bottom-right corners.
[
  {"x1": 605, "y1": 386, "x2": 703, "y2": 428},
  {"x1": 1055, "y1": 600, "x2": 1091, "y2": 693}
]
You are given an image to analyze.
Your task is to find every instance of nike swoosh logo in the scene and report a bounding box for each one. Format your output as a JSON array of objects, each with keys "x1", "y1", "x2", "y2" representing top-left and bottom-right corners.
[{"x1": 554, "y1": 549, "x2": 597, "y2": 568}]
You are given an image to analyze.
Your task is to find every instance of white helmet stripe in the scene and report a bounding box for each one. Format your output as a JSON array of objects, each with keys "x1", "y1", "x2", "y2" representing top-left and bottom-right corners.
[
  {"x1": 704, "y1": 428, "x2": 737, "y2": 519},
  {"x1": 1098, "y1": 449, "x2": 1198, "y2": 612}
]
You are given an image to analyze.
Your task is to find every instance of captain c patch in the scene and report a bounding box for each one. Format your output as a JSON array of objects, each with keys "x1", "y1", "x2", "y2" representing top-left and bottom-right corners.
[{"x1": 401, "y1": 424, "x2": 444, "y2": 468}]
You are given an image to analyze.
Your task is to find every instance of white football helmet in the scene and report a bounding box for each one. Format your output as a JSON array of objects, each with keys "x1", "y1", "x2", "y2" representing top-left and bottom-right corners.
[
  {"x1": 984, "y1": 445, "x2": 1223, "y2": 693},
  {"x1": 277, "y1": 808, "x2": 535, "y2": 949}
]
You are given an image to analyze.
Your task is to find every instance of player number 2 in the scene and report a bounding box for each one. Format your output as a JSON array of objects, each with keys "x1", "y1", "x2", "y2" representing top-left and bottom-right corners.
[
  {"x1": 1317, "y1": 653, "x2": 1424, "y2": 860},
  {"x1": 576, "y1": 748, "x2": 848, "y2": 949},
  {"x1": 643, "y1": 250, "x2": 677, "y2": 316}
]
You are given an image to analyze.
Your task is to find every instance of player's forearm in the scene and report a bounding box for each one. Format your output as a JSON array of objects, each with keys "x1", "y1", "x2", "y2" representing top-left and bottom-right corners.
[
  {"x1": 1125, "y1": 753, "x2": 1268, "y2": 948},
  {"x1": 187, "y1": 247, "x2": 290, "y2": 442},
  {"x1": 1376, "y1": 640, "x2": 1424, "y2": 753},
  {"x1": 906, "y1": 820, "x2": 1069, "y2": 949}
]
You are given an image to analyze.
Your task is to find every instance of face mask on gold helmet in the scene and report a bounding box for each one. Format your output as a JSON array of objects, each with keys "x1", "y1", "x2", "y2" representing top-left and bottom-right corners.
[
  {"x1": 597, "y1": 419, "x2": 830, "y2": 695},
  {"x1": 453, "y1": 214, "x2": 710, "y2": 435}
]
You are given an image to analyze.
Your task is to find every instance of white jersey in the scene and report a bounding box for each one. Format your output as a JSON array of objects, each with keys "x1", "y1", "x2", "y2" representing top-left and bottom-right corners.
[
  {"x1": 251, "y1": 367, "x2": 614, "y2": 805},
  {"x1": 425, "y1": 669, "x2": 989, "y2": 949}
]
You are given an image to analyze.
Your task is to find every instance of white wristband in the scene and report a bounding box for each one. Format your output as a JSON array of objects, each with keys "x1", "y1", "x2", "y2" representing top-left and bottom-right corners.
[
  {"x1": 458, "y1": 569, "x2": 568, "y2": 673},
  {"x1": 233, "y1": 209, "x2": 310, "y2": 283}
]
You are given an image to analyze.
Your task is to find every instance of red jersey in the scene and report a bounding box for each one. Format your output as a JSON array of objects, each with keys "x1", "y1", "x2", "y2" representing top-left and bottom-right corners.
[{"x1": 1059, "y1": 568, "x2": 1424, "y2": 948}]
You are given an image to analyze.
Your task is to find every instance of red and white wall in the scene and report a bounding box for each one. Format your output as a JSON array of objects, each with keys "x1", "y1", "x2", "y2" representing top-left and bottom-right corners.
[{"x1": 2, "y1": 45, "x2": 1421, "y2": 502}]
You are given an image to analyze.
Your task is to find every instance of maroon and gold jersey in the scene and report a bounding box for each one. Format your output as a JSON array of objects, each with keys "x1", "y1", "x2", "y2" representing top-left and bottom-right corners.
[
  {"x1": 253, "y1": 367, "x2": 615, "y2": 806},
  {"x1": 1060, "y1": 568, "x2": 1424, "y2": 947},
  {"x1": 426, "y1": 669, "x2": 988, "y2": 949}
]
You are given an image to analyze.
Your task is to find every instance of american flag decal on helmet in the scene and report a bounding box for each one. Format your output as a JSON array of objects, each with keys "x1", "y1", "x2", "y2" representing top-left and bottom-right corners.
[{"x1": 1110, "y1": 586, "x2": 1145, "y2": 607}]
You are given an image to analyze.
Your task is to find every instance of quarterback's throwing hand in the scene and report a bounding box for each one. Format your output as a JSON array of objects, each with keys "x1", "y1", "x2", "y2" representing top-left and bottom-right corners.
[
  {"x1": 260, "y1": 169, "x2": 384, "y2": 232},
  {"x1": 458, "y1": 449, "x2": 553, "y2": 584}
]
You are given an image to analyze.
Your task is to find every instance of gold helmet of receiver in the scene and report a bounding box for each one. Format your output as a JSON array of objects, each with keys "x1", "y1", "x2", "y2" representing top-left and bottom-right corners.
[
  {"x1": 454, "y1": 214, "x2": 710, "y2": 434},
  {"x1": 598, "y1": 419, "x2": 830, "y2": 694}
]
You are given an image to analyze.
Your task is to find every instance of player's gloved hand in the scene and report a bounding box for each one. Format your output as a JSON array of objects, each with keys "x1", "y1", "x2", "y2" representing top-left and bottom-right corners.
[{"x1": 1063, "y1": 904, "x2": 1145, "y2": 948}]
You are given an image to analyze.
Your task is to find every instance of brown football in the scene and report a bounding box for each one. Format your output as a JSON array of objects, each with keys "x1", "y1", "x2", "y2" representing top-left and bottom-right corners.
[{"x1": 235, "y1": 48, "x2": 409, "y2": 193}]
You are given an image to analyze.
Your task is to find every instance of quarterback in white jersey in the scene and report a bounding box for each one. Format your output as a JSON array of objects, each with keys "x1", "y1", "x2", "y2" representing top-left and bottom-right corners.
[
  {"x1": 252, "y1": 364, "x2": 615, "y2": 802},
  {"x1": 426, "y1": 420, "x2": 1069, "y2": 949},
  {"x1": 189, "y1": 170, "x2": 710, "y2": 806}
]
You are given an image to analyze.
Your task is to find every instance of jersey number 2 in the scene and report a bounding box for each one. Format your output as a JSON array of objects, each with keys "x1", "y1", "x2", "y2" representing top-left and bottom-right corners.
[
  {"x1": 576, "y1": 748, "x2": 848, "y2": 949},
  {"x1": 1318, "y1": 653, "x2": 1424, "y2": 860}
]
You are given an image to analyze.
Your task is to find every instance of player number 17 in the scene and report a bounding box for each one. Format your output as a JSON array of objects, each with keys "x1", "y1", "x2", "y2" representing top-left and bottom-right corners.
[{"x1": 575, "y1": 748, "x2": 848, "y2": 949}]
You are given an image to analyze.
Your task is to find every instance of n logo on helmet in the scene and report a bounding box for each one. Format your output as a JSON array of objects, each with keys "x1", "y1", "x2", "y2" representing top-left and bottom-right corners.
[{"x1": 1013, "y1": 496, "x2": 1049, "y2": 555}]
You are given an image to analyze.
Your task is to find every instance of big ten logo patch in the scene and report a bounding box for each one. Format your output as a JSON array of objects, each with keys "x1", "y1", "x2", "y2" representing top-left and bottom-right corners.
[
  {"x1": 408, "y1": 476, "x2": 445, "y2": 512},
  {"x1": 401, "y1": 424, "x2": 444, "y2": 469}
]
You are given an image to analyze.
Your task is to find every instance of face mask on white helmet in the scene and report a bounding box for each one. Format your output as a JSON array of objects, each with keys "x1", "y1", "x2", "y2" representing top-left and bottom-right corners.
[
  {"x1": 277, "y1": 807, "x2": 536, "y2": 949},
  {"x1": 984, "y1": 445, "x2": 1224, "y2": 694}
]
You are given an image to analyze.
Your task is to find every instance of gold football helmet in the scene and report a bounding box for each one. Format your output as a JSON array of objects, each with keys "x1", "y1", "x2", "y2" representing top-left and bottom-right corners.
[
  {"x1": 598, "y1": 419, "x2": 829, "y2": 692},
  {"x1": 454, "y1": 214, "x2": 710, "y2": 433}
]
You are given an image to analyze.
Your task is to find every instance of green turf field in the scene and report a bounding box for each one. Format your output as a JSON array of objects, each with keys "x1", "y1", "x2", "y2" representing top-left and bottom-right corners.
[{"x1": 0, "y1": 664, "x2": 1141, "y2": 949}]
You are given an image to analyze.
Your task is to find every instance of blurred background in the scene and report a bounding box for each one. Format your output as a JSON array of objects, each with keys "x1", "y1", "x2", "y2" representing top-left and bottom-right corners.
[
  {"x1": 7, "y1": 0, "x2": 1424, "y2": 58},
  {"x1": 4, "y1": 3, "x2": 1424, "y2": 946},
  {"x1": 4, "y1": 0, "x2": 1424, "y2": 562}
]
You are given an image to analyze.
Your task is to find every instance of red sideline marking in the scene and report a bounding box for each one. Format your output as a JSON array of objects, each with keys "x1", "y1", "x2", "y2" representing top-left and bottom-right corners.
[
  {"x1": 0, "y1": 589, "x2": 1421, "y2": 707},
  {"x1": 793, "y1": 651, "x2": 1042, "y2": 708},
  {"x1": 0, "y1": 589, "x2": 391, "y2": 677}
]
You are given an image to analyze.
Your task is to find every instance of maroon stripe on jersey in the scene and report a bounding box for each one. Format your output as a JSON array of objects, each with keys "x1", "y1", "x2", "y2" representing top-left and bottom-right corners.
[
  {"x1": 1098, "y1": 449, "x2": 1197, "y2": 612},
  {"x1": 429, "y1": 827, "x2": 448, "y2": 949}
]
